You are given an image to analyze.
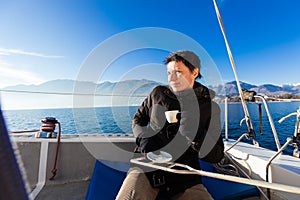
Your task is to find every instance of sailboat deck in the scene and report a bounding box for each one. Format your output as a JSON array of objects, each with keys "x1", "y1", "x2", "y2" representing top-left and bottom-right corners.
[{"x1": 225, "y1": 139, "x2": 300, "y2": 200}]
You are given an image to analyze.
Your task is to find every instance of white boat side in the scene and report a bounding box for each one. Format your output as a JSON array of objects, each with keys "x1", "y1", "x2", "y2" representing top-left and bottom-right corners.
[
  {"x1": 225, "y1": 139, "x2": 300, "y2": 200},
  {"x1": 12, "y1": 134, "x2": 136, "y2": 200},
  {"x1": 11, "y1": 133, "x2": 300, "y2": 200}
]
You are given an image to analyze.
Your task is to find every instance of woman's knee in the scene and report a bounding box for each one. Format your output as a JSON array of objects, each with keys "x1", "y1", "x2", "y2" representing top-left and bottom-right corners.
[{"x1": 116, "y1": 168, "x2": 159, "y2": 200}]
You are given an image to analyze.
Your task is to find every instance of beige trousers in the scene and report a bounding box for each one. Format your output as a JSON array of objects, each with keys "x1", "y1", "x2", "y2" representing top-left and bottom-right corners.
[{"x1": 115, "y1": 168, "x2": 213, "y2": 200}]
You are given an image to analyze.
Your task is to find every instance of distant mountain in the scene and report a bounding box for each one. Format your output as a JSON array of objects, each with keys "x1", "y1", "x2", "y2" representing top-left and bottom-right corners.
[
  {"x1": 220, "y1": 81, "x2": 257, "y2": 96},
  {"x1": 211, "y1": 81, "x2": 300, "y2": 97},
  {"x1": 4, "y1": 79, "x2": 91, "y2": 93},
  {"x1": 3, "y1": 79, "x2": 300, "y2": 97},
  {"x1": 1, "y1": 79, "x2": 300, "y2": 110},
  {"x1": 1, "y1": 79, "x2": 163, "y2": 109},
  {"x1": 3, "y1": 79, "x2": 161, "y2": 95},
  {"x1": 252, "y1": 84, "x2": 284, "y2": 96},
  {"x1": 95, "y1": 79, "x2": 161, "y2": 95}
]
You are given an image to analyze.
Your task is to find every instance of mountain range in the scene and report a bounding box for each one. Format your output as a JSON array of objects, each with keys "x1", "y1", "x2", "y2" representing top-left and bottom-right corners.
[
  {"x1": 2, "y1": 79, "x2": 162, "y2": 98},
  {"x1": 215, "y1": 81, "x2": 300, "y2": 97},
  {"x1": 0, "y1": 79, "x2": 161, "y2": 110},
  {"x1": 3, "y1": 79, "x2": 300, "y2": 96},
  {"x1": 1, "y1": 79, "x2": 300, "y2": 110}
]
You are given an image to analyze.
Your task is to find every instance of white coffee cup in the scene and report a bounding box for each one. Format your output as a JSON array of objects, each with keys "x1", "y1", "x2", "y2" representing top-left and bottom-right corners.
[{"x1": 165, "y1": 110, "x2": 179, "y2": 123}]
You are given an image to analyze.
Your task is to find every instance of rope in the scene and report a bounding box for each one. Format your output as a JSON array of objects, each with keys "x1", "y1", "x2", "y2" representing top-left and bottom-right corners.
[
  {"x1": 49, "y1": 122, "x2": 61, "y2": 180},
  {"x1": 213, "y1": 154, "x2": 240, "y2": 177},
  {"x1": 10, "y1": 129, "x2": 39, "y2": 134},
  {"x1": 225, "y1": 152, "x2": 269, "y2": 200}
]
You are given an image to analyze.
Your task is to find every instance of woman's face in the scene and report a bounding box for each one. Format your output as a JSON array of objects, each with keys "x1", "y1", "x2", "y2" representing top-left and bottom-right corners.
[{"x1": 167, "y1": 61, "x2": 198, "y2": 92}]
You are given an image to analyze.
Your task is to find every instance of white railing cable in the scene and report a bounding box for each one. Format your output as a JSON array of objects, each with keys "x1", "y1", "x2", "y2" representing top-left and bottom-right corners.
[{"x1": 131, "y1": 158, "x2": 300, "y2": 195}]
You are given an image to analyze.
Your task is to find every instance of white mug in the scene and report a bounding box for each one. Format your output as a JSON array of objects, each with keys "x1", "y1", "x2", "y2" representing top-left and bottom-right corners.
[{"x1": 165, "y1": 110, "x2": 179, "y2": 123}]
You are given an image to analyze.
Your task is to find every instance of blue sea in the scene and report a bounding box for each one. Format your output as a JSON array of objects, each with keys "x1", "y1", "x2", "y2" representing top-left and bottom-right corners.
[{"x1": 3, "y1": 101, "x2": 300, "y2": 155}]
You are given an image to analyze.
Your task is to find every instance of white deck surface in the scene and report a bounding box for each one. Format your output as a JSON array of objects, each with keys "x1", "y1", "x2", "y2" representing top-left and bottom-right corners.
[{"x1": 225, "y1": 139, "x2": 300, "y2": 199}]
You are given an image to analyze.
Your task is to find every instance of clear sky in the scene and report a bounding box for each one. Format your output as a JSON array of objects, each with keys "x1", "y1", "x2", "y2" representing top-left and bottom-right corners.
[{"x1": 0, "y1": 0, "x2": 300, "y2": 89}]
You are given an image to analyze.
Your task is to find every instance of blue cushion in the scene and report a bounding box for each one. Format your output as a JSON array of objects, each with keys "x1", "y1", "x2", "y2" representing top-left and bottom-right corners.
[
  {"x1": 86, "y1": 159, "x2": 259, "y2": 200},
  {"x1": 86, "y1": 160, "x2": 129, "y2": 200},
  {"x1": 200, "y1": 160, "x2": 259, "y2": 200}
]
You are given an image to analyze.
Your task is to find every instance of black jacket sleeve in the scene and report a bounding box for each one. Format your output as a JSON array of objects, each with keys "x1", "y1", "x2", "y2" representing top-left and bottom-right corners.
[
  {"x1": 178, "y1": 96, "x2": 224, "y2": 163},
  {"x1": 132, "y1": 88, "x2": 164, "y2": 153},
  {"x1": 198, "y1": 101, "x2": 224, "y2": 163}
]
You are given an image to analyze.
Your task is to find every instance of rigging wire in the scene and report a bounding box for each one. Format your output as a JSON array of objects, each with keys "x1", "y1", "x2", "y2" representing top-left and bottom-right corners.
[
  {"x1": 212, "y1": 0, "x2": 258, "y2": 145},
  {"x1": 0, "y1": 89, "x2": 147, "y2": 97}
]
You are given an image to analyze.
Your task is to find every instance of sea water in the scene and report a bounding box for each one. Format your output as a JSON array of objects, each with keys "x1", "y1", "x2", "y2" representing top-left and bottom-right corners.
[{"x1": 3, "y1": 101, "x2": 300, "y2": 155}]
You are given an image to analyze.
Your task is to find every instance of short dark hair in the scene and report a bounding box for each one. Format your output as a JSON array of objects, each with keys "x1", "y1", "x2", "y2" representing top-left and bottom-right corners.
[{"x1": 164, "y1": 50, "x2": 202, "y2": 79}]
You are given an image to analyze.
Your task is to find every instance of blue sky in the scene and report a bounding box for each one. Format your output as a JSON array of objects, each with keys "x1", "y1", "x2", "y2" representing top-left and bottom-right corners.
[{"x1": 0, "y1": 0, "x2": 300, "y2": 89}]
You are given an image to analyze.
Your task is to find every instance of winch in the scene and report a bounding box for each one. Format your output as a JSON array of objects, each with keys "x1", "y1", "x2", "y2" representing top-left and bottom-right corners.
[{"x1": 35, "y1": 117, "x2": 58, "y2": 138}]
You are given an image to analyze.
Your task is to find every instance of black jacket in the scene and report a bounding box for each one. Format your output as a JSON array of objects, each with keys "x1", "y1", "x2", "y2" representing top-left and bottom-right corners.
[{"x1": 132, "y1": 81, "x2": 224, "y2": 197}]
